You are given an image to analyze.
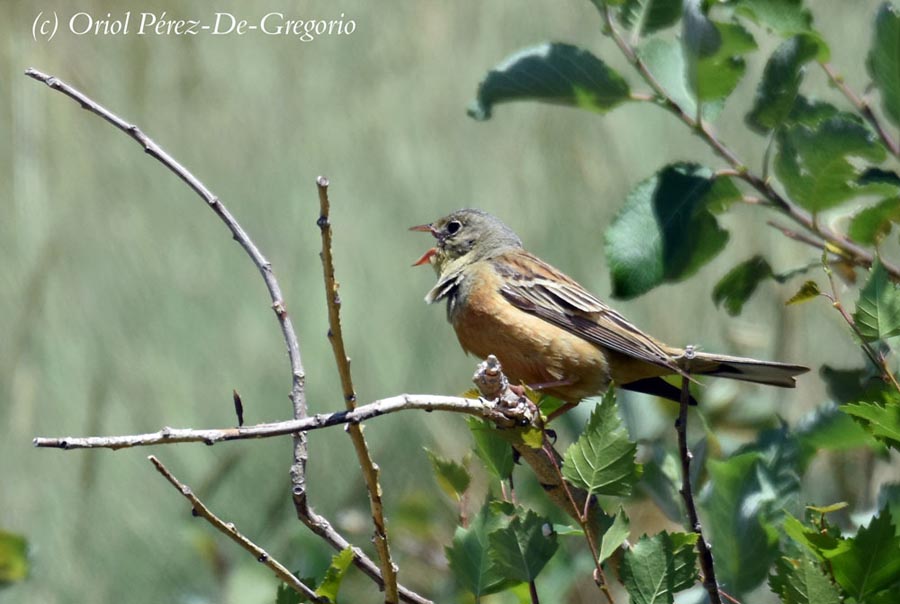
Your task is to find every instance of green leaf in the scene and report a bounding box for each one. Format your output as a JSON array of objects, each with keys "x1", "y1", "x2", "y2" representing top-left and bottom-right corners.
[
  {"x1": 775, "y1": 116, "x2": 887, "y2": 212},
  {"x1": 807, "y1": 501, "x2": 849, "y2": 515},
  {"x1": 468, "y1": 43, "x2": 631, "y2": 120},
  {"x1": 797, "y1": 402, "x2": 882, "y2": 456},
  {"x1": 620, "y1": 532, "x2": 699, "y2": 604},
  {"x1": 620, "y1": 0, "x2": 684, "y2": 36},
  {"x1": 704, "y1": 453, "x2": 780, "y2": 595},
  {"x1": 638, "y1": 38, "x2": 724, "y2": 121},
  {"x1": 854, "y1": 259, "x2": 900, "y2": 342},
  {"x1": 787, "y1": 96, "x2": 844, "y2": 126},
  {"x1": 746, "y1": 34, "x2": 824, "y2": 134},
  {"x1": 684, "y1": 1, "x2": 757, "y2": 103},
  {"x1": 867, "y1": 2, "x2": 900, "y2": 127},
  {"x1": 828, "y1": 506, "x2": 900, "y2": 600},
  {"x1": 598, "y1": 507, "x2": 631, "y2": 564},
  {"x1": 636, "y1": 450, "x2": 683, "y2": 523},
  {"x1": 488, "y1": 509, "x2": 558, "y2": 583},
  {"x1": 768, "y1": 555, "x2": 841, "y2": 604},
  {"x1": 712, "y1": 256, "x2": 774, "y2": 316},
  {"x1": 562, "y1": 390, "x2": 642, "y2": 496},
  {"x1": 446, "y1": 502, "x2": 517, "y2": 597},
  {"x1": 731, "y1": 0, "x2": 814, "y2": 35},
  {"x1": 841, "y1": 401, "x2": 900, "y2": 450},
  {"x1": 315, "y1": 548, "x2": 354, "y2": 602},
  {"x1": 467, "y1": 418, "x2": 515, "y2": 481},
  {"x1": 276, "y1": 583, "x2": 303, "y2": 604},
  {"x1": 605, "y1": 163, "x2": 740, "y2": 298},
  {"x1": 785, "y1": 280, "x2": 821, "y2": 305},
  {"x1": 424, "y1": 448, "x2": 471, "y2": 501},
  {"x1": 849, "y1": 198, "x2": 900, "y2": 244},
  {"x1": 0, "y1": 530, "x2": 28, "y2": 585}
]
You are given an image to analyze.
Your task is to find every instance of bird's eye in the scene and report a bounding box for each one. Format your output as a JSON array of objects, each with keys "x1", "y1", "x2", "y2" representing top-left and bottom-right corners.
[{"x1": 446, "y1": 220, "x2": 462, "y2": 235}]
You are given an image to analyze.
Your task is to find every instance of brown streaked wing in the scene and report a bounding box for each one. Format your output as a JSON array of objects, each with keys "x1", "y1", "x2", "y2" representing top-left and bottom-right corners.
[{"x1": 493, "y1": 251, "x2": 682, "y2": 374}]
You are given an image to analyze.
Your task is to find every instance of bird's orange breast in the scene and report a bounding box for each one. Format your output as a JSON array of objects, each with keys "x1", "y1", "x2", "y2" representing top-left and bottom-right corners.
[{"x1": 449, "y1": 263, "x2": 611, "y2": 403}]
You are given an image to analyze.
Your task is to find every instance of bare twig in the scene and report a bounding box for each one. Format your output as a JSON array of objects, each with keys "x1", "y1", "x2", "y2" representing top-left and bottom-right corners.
[
  {"x1": 820, "y1": 62, "x2": 900, "y2": 158},
  {"x1": 25, "y1": 68, "x2": 432, "y2": 604},
  {"x1": 24, "y1": 66, "x2": 312, "y2": 504},
  {"x1": 675, "y1": 353, "x2": 722, "y2": 604},
  {"x1": 316, "y1": 177, "x2": 399, "y2": 603},
  {"x1": 596, "y1": 11, "x2": 900, "y2": 282},
  {"x1": 33, "y1": 394, "x2": 526, "y2": 450},
  {"x1": 148, "y1": 455, "x2": 323, "y2": 602}
]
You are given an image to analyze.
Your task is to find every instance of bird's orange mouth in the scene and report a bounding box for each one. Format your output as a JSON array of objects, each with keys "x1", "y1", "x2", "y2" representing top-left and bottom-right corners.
[
  {"x1": 412, "y1": 247, "x2": 437, "y2": 266},
  {"x1": 410, "y1": 223, "x2": 439, "y2": 266}
]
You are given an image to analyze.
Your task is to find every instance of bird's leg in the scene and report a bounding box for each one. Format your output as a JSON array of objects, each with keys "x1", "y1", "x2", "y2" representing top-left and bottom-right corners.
[
  {"x1": 528, "y1": 377, "x2": 577, "y2": 391},
  {"x1": 525, "y1": 377, "x2": 578, "y2": 422}
]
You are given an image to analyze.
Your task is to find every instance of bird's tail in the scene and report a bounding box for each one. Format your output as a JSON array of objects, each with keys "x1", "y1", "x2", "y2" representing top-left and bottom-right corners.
[{"x1": 684, "y1": 351, "x2": 809, "y2": 388}]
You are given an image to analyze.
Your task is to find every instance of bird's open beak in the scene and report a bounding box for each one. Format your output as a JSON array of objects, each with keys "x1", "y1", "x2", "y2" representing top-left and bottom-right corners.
[{"x1": 410, "y1": 223, "x2": 439, "y2": 266}]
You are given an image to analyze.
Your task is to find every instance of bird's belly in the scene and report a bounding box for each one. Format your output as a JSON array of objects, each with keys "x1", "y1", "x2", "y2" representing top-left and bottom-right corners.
[{"x1": 451, "y1": 297, "x2": 610, "y2": 404}]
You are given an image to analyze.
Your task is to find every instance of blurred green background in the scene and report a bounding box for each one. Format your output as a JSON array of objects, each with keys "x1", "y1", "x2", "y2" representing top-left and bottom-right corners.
[{"x1": 2, "y1": 1, "x2": 895, "y2": 602}]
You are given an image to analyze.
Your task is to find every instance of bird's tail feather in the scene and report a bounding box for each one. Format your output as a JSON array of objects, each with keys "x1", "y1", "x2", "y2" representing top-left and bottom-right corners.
[{"x1": 686, "y1": 352, "x2": 809, "y2": 388}]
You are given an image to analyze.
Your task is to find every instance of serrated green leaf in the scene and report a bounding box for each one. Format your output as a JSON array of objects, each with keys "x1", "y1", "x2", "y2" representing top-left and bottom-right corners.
[
  {"x1": 684, "y1": 1, "x2": 757, "y2": 102},
  {"x1": 620, "y1": 0, "x2": 684, "y2": 36},
  {"x1": 621, "y1": 532, "x2": 699, "y2": 604},
  {"x1": 797, "y1": 402, "x2": 881, "y2": 456},
  {"x1": 276, "y1": 582, "x2": 309, "y2": 604},
  {"x1": 561, "y1": 390, "x2": 642, "y2": 496},
  {"x1": 315, "y1": 548, "x2": 353, "y2": 602},
  {"x1": 849, "y1": 198, "x2": 900, "y2": 244},
  {"x1": 731, "y1": 0, "x2": 814, "y2": 35},
  {"x1": 0, "y1": 530, "x2": 28, "y2": 585},
  {"x1": 468, "y1": 43, "x2": 631, "y2": 120},
  {"x1": 424, "y1": 448, "x2": 471, "y2": 501},
  {"x1": 775, "y1": 116, "x2": 888, "y2": 212},
  {"x1": 704, "y1": 453, "x2": 780, "y2": 595},
  {"x1": 638, "y1": 38, "x2": 724, "y2": 121},
  {"x1": 829, "y1": 506, "x2": 900, "y2": 599},
  {"x1": 488, "y1": 509, "x2": 558, "y2": 583},
  {"x1": 598, "y1": 507, "x2": 631, "y2": 564},
  {"x1": 780, "y1": 128, "x2": 886, "y2": 207},
  {"x1": 446, "y1": 502, "x2": 517, "y2": 597},
  {"x1": 467, "y1": 418, "x2": 515, "y2": 481},
  {"x1": 712, "y1": 255, "x2": 774, "y2": 316},
  {"x1": 868, "y1": 3, "x2": 900, "y2": 127},
  {"x1": 605, "y1": 163, "x2": 740, "y2": 299},
  {"x1": 785, "y1": 280, "x2": 820, "y2": 305},
  {"x1": 841, "y1": 401, "x2": 900, "y2": 450},
  {"x1": 854, "y1": 259, "x2": 900, "y2": 342},
  {"x1": 768, "y1": 555, "x2": 841, "y2": 604},
  {"x1": 746, "y1": 34, "x2": 823, "y2": 133}
]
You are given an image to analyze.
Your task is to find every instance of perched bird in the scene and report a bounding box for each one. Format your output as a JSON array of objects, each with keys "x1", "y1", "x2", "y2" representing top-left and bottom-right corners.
[{"x1": 411, "y1": 209, "x2": 807, "y2": 414}]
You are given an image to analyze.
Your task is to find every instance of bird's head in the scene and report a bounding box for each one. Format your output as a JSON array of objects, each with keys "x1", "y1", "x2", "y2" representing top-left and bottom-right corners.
[{"x1": 410, "y1": 209, "x2": 523, "y2": 276}]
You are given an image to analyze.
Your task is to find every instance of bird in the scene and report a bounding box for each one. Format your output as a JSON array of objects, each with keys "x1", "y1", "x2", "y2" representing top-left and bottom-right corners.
[{"x1": 411, "y1": 208, "x2": 808, "y2": 415}]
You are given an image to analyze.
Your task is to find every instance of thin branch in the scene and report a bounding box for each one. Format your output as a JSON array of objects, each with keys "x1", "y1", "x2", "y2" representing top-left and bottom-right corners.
[
  {"x1": 676, "y1": 353, "x2": 722, "y2": 604},
  {"x1": 23, "y1": 66, "x2": 312, "y2": 505},
  {"x1": 316, "y1": 176, "x2": 399, "y2": 603},
  {"x1": 766, "y1": 221, "x2": 830, "y2": 254},
  {"x1": 822, "y1": 260, "x2": 900, "y2": 393},
  {"x1": 33, "y1": 394, "x2": 524, "y2": 450},
  {"x1": 820, "y1": 62, "x2": 900, "y2": 158},
  {"x1": 148, "y1": 455, "x2": 323, "y2": 603},
  {"x1": 25, "y1": 68, "x2": 432, "y2": 604},
  {"x1": 542, "y1": 440, "x2": 614, "y2": 604},
  {"x1": 596, "y1": 12, "x2": 900, "y2": 283}
]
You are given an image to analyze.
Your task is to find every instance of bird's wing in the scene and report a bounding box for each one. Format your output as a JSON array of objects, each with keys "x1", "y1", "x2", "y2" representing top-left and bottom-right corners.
[{"x1": 493, "y1": 251, "x2": 682, "y2": 374}]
